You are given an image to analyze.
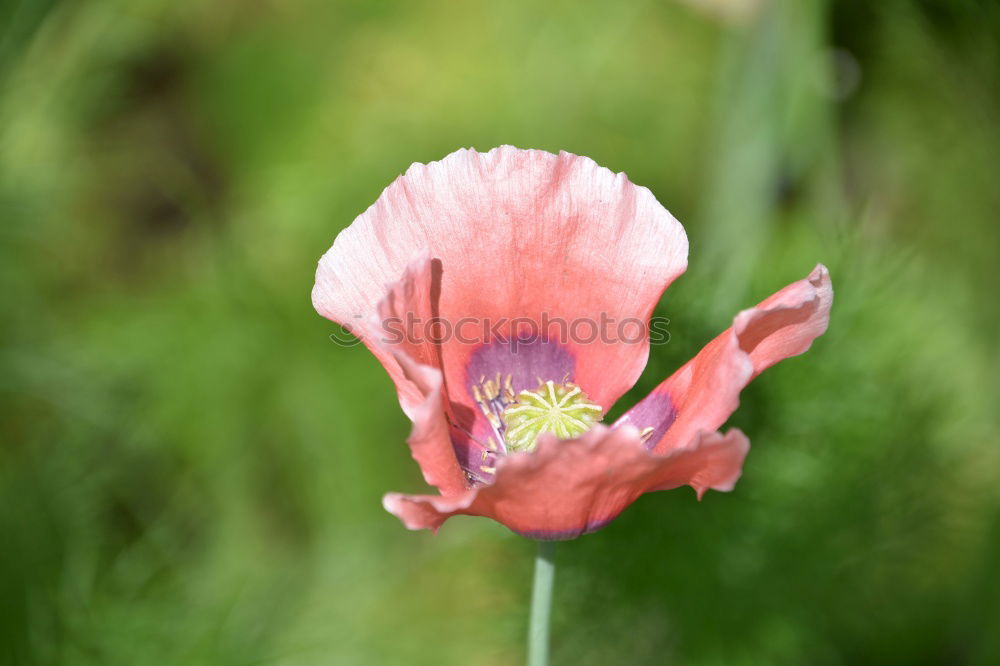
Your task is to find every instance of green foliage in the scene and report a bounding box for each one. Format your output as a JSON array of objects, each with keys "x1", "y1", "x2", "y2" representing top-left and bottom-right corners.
[{"x1": 2, "y1": 1, "x2": 998, "y2": 664}]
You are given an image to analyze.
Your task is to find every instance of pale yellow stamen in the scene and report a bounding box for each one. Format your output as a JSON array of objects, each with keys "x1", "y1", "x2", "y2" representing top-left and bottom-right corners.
[{"x1": 501, "y1": 381, "x2": 603, "y2": 452}]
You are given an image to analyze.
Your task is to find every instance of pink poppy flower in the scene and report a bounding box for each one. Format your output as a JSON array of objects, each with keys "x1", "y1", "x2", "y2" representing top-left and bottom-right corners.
[{"x1": 312, "y1": 146, "x2": 832, "y2": 540}]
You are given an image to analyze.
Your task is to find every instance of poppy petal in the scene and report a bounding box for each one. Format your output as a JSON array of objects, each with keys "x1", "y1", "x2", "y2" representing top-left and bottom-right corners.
[
  {"x1": 382, "y1": 425, "x2": 749, "y2": 539},
  {"x1": 312, "y1": 146, "x2": 689, "y2": 429},
  {"x1": 391, "y1": 351, "x2": 470, "y2": 497},
  {"x1": 371, "y1": 257, "x2": 444, "y2": 416},
  {"x1": 617, "y1": 264, "x2": 832, "y2": 454}
]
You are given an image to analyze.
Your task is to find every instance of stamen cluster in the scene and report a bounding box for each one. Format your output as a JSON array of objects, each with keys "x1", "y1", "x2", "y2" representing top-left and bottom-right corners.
[
  {"x1": 502, "y1": 381, "x2": 603, "y2": 452},
  {"x1": 474, "y1": 375, "x2": 604, "y2": 455}
]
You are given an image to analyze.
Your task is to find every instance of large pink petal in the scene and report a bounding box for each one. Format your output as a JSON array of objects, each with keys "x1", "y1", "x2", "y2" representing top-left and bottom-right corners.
[
  {"x1": 617, "y1": 264, "x2": 833, "y2": 454},
  {"x1": 312, "y1": 147, "x2": 688, "y2": 429},
  {"x1": 383, "y1": 425, "x2": 749, "y2": 539}
]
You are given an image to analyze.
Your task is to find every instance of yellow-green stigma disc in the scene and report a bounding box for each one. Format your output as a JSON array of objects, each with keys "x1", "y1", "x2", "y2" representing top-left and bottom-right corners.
[{"x1": 501, "y1": 381, "x2": 603, "y2": 452}]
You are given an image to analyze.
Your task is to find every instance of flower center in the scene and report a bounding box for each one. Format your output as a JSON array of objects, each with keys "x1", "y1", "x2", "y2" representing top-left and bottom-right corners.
[{"x1": 501, "y1": 380, "x2": 603, "y2": 452}]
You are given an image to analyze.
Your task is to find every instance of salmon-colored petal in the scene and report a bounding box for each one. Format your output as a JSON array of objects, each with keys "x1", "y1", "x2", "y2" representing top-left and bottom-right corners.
[
  {"x1": 391, "y1": 351, "x2": 469, "y2": 497},
  {"x1": 617, "y1": 265, "x2": 832, "y2": 454},
  {"x1": 362, "y1": 258, "x2": 498, "y2": 481},
  {"x1": 357, "y1": 259, "x2": 468, "y2": 494},
  {"x1": 312, "y1": 146, "x2": 688, "y2": 432},
  {"x1": 370, "y1": 257, "x2": 442, "y2": 416},
  {"x1": 737, "y1": 264, "x2": 834, "y2": 379},
  {"x1": 382, "y1": 425, "x2": 749, "y2": 540}
]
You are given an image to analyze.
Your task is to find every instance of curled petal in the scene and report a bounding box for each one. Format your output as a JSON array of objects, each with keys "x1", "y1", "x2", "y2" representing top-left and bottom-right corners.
[
  {"x1": 617, "y1": 264, "x2": 833, "y2": 454},
  {"x1": 373, "y1": 257, "x2": 443, "y2": 416},
  {"x1": 736, "y1": 264, "x2": 834, "y2": 379},
  {"x1": 391, "y1": 352, "x2": 469, "y2": 497},
  {"x1": 383, "y1": 425, "x2": 749, "y2": 540}
]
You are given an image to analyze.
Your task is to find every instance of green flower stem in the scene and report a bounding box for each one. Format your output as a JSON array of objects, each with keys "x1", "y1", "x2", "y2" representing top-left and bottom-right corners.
[{"x1": 527, "y1": 540, "x2": 556, "y2": 666}]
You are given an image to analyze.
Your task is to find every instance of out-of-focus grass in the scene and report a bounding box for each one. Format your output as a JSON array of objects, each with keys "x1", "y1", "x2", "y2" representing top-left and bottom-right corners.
[{"x1": 1, "y1": 1, "x2": 998, "y2": 665}]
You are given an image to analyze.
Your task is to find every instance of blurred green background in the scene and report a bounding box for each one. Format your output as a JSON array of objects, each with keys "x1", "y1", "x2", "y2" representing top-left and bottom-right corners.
[{"x1": 2, "y1": 0, "x2": 998, "y2": 664}]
